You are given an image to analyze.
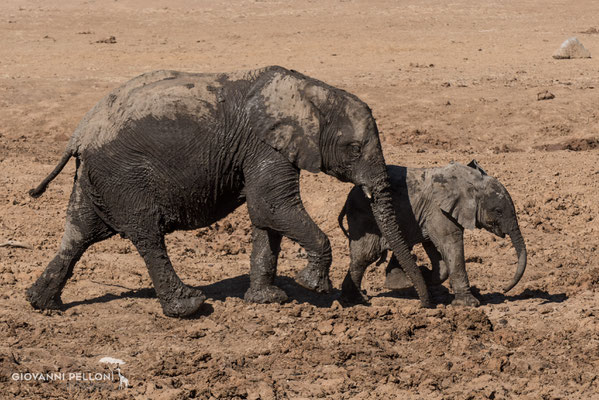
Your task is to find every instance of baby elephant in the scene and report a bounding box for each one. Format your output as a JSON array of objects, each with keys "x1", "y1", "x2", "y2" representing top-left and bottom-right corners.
[{"x1": 338, "y1": 160, "x2": 527, "y2": 307}]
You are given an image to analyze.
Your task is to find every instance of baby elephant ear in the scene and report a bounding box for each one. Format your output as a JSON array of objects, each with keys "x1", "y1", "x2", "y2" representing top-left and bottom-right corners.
[
  {"x1": 467, "y1": 159, "x2": 488, "y2": 176},
  {"x1": 430, "y1": 168, "x2": 478, "y2": 230},
  {"x1": 249, "y1": 73, "x2": 323, "y2": 173}
]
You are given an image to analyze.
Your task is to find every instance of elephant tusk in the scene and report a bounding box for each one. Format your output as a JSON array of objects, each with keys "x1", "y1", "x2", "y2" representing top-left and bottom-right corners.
[{"x1": 362, "y1": 186, "x2": 373, "y2": 200}]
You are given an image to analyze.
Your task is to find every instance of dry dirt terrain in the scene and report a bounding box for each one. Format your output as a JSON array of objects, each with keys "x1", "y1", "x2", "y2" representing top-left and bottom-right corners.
[{"x1": 1, "y1": 0, "x2": 599, "y2": 399}]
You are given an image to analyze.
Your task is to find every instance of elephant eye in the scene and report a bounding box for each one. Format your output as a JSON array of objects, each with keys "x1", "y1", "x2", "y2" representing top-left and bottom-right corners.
[
  {"x1": 348, "y1": 143, "x2": 362, "y2": 157},
  {"x1": 493, "y1": 207, "x2": 503, "y2": 216}
]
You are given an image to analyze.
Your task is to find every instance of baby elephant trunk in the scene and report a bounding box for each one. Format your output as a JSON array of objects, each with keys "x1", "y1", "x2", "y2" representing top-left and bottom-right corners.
[{"x1": 503, "y1": 228, "x2": 527, "y2": 293}]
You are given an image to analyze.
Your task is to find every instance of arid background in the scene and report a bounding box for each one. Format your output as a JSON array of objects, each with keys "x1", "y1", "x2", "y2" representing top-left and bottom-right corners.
[{"x1": 1, "y1": 0, "x2": 599, "y2": 399}]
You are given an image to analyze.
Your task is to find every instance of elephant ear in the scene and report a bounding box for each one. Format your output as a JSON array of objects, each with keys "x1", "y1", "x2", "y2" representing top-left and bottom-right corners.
[
  {"x1": 248, "y1": 71, "x2": 325, "y2": 173},
  {"x1": 429, "y1": 165, "x2": 479, "y2": 230},
  {"x1": 467, "y1": 159, "x2": 488, "y2": 176}
]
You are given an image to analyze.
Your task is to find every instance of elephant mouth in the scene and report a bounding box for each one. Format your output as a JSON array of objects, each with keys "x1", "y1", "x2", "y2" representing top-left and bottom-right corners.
[{"x1": 488, "y1": 222, "x2": 505, "y2": 238}]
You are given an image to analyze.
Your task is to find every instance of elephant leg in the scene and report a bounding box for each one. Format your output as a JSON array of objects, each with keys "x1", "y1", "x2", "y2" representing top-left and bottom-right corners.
[
  {"x1": 384, "y1": 242, "x2": 448, "y2": 289},
  {"x1": 282, "y1": 208, "x2": 332, "y2": 293},
  {"x1": 437, "y1": 232, "x2": 479, "y2": 307},
  {"x1": 245, "y1": 157, "x2": 332, "y2": 294},
  {"x1": 27, "y1": 180, "x2": 115, "y2": 310},
  {"x1": 340, "y1": 235, "x2": 380, "y2": 305},
  {"x1": 244, "y1": 226, "x2": 287, "y2": 303},
  {"x1": 384, "y1": 255, "x2": 415, "y2": 290},
  {"x1": 422, "y1": 241, "x2": 449, "y2": 285},
  {"x1": 130, "y1": 234, "x2": 206, "y2": 317}
]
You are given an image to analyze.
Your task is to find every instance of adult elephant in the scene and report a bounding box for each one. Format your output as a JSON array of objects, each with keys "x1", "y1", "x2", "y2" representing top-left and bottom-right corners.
[{"x1": 26, "y1": 66, "x2": 432, "y2": 317}]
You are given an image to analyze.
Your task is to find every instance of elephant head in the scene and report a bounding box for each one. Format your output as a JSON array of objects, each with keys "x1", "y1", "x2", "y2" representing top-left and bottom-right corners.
[
  {"x1": 244, "y1": 66, "x2": 432, "y2": 307},
  {"x1": 430, "y1": 160, "x2": 527, "y2": 293}
]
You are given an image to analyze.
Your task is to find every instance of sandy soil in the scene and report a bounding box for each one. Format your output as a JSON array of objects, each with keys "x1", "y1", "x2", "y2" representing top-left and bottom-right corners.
[{"x1": 1, "y1": 0, "x2": 599, "y2": 398}]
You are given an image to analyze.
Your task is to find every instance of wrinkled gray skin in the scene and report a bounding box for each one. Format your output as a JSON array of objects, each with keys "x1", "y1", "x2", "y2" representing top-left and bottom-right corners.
[
  {"x1": 26, "y1": 66, "x2": 432, "y2": 318},
  {"x1": 338, "y1": 160, "x2": 527, "y2": 306}
]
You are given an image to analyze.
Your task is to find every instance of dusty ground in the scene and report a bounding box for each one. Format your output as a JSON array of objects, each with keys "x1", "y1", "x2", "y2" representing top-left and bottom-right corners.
[{"x1": 1, "y1": 0, "x2": 599, "y2": 398}]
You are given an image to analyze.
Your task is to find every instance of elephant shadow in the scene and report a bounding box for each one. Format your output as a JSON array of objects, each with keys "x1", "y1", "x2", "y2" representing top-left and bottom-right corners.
[
  {"x1": 376, "y1": 285, "x2": 568, "y2": 306},
  {"x1": 375, "y1": 285, "x2": 454, "y2": 305},
  {"x1": 61, "y1": 279, "x2": 566, "y2": 316},
  {"x1": 61, "y1": 274, "x2": 339, "y2": 317},
  {"x1": 200, "y1": 274, "x2": 339, "y2": 309},
  {"x1": 477, "y1": 288, "x2": 568, "y2": 305}
]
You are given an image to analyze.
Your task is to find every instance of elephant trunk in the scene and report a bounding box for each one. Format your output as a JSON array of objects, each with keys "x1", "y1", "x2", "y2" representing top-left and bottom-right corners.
[
  {"x1": 503, "y1": 228, "x2": 527, "y2": 293},
  {"x1": 369, "y1": 179, "x2": 432, "y2": 307}
]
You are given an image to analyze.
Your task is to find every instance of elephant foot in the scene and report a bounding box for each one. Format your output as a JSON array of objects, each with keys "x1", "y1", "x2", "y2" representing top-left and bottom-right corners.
[
  {"x1": 384, "y1": 267, "x2": 413, "y2": 290},
  {"x1": 26, "y1": 283, "x2": 64, "y2": 311},
  {"x1": 340, "y1": 274, "x2": 370, "y2": 306},
  {"x1": 451, "y1": 292, "x2": 480, "y2": 307},
  {"x1": 244, "y1": 285, "x2": 288, "y2": 304},
  {"x1": 419, "y1": 298, "x2": 436, "y2": 309},
  {"x1": 160, "y1": 286, "x2": 206, "y2": 318},
  {"x1": 295, "y1": 265, "x2": 332, "y2": 293},
  {"x1": 339, "y1": 289, "x2": 370, "y2": 306}
]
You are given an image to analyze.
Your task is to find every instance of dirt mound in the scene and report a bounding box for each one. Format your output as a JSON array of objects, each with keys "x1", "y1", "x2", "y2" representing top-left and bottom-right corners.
[
  {"x1": 579, "y1": 267, "x2": 599, "y2": 291},
  {"x1": 534, "y1": 137, "x2": 599, "y2": 151},
  {"x1": 580, "y1": 27, "x2": 599, "y2": 34}
]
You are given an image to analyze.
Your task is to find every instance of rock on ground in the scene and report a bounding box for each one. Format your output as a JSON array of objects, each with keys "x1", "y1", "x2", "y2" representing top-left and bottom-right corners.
[{"x1": 552, "y1": 37, "x2": 591, "y2": 59}]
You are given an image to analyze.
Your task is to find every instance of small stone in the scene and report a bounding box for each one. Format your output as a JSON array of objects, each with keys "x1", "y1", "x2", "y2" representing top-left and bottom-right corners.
[
  {"x1": 289, "y1": 305, "x2": 302, "y2": 317},
  {"x1": 425, "y1": 307, "x2": 443, "y2": 318},
  {"x1": 332, "y1": 323, "x2": 347, "y2": 335},
  {"x1": 96, "y1": 36, "x2": 117, "y2": 44},
  {"x1": 537, "y1": 90, "x2": 555, "y2": 101},
  {"x1": 331, "y1": 300, "x2": 342, "y2": 310},
  {"x1": 552, "y1": 37, "x2": 591, "y2": 59},
  {"x1": 317, "y1": 321, "x2": 333, "y2": 335}
]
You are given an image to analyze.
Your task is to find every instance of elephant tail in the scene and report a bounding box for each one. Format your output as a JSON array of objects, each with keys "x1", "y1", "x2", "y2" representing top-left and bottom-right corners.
[
  {"x1": 29, "y1": 150, "x2": 74, "y2": 198},
  {"x1": 338, "y1": 202, "x2": 350, "y2": 239}
]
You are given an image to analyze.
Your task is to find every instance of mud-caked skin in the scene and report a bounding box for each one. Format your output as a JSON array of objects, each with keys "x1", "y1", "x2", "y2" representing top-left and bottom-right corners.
[
  {"x1": 27, "y1": 66, "x2": 432, "y2": 317},
  {"x1": 338, "y1": 161, "x2": 527, "y2": 307}
]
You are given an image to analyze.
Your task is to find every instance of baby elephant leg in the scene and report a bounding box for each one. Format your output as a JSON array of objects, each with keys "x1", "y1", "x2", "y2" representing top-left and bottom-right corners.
[
  {"x1": 422, "y1": 241, "x2": 449, "y2": 285},
  {"x1": 384, "y1": 242, "x2": 449, "y2": 290},
  {"x1": 384, "y1": 255, "x2": 415, "y2": 290},
  {"x1": 340, "y1": 256, "x2": 371, "y2": 305},
  {"x1": 341, "y1": 235, "x2": 380, "y2": 304},
  {"x1": 437, "y1": 233, "x2": 480, "y2": 307}
]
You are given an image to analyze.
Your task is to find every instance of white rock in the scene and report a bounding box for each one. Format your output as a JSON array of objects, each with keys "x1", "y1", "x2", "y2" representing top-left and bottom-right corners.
[
  {"x1": 553, "y1": 37, "x2": 591, "y2": 59},
  {"x1": 99, "y1": 356, "x2": 126, "y2": 365}
]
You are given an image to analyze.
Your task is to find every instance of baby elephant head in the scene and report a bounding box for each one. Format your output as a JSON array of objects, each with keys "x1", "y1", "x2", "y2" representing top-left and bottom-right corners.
[{"x1": 430, "y1": 160, "x2": 527, "y2": 293}]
